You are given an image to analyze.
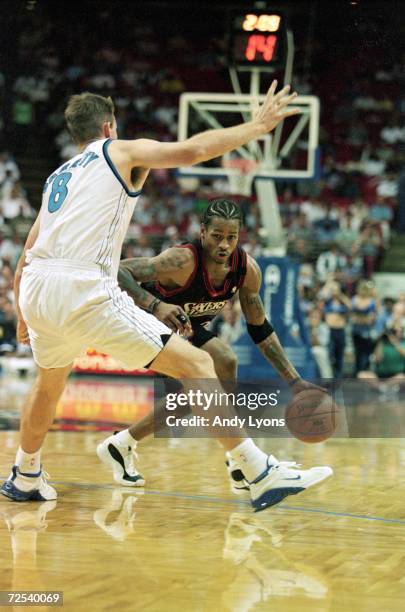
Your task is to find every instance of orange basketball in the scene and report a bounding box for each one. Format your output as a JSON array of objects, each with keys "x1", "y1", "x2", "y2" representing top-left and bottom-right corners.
[{"x1": 285, "y1": 389, "x2": 339, "y2": 443}]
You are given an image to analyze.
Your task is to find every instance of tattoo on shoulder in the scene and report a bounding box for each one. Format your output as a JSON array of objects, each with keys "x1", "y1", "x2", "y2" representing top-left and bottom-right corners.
[{"x1": 159, "y1": 248, "x2": 193, "y2": 272}]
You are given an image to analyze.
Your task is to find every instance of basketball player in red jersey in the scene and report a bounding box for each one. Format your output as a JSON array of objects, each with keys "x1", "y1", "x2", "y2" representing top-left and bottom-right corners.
[{"x1": 97, "y1": 199, "x2": 328, "y2": 496}]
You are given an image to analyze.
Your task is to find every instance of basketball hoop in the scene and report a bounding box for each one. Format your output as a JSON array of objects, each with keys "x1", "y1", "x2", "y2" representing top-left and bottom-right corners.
[{"x1": 222, "y1": 159, "x2": 260, "y2": 196}]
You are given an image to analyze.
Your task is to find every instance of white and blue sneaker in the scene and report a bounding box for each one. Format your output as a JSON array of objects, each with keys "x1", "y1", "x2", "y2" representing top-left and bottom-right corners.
[
  {"x1": 249, "y1": 455, "x2": 333, "y2": 512},
  {"x1": 1, "y1": 466, "x2": 57, "y2": 502},
  {"x1": 225, "y1": 454, "x2": 250, "y2": 496},
  {"x1": 97, "y1": 433, "x2": 145, "y2": 487}
]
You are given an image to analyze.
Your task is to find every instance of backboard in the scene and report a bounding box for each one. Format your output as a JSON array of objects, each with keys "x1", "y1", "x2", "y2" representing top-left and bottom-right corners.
[{"x1": 177, "y1": 92, "x2": 320, "y2": 191}]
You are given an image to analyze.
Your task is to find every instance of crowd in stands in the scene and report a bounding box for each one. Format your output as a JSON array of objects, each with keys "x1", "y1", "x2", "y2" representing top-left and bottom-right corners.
[{"x1": 0, "y1": 4, "x2": 404, "y2": 383}]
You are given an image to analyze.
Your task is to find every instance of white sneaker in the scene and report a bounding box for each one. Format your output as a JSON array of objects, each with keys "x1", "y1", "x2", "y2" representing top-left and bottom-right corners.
[
  {"x1": 225, "y1": 453, "x2": 250, "y2": 496},
  {"x1": 97, "y1": 433, "x2": 145, "y2": 487},
  {"x1": 1, "y1": 466, "x2": 57, "y2": 502},
  {"x1": 250, "y1": 455, "x2": 333, "y2": 512}
]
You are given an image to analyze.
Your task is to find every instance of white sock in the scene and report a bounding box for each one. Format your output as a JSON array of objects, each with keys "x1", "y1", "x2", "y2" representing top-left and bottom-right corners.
[
  {"x1": 16, "y1": 447, "x2": 41, "y2": 474},
  {"x1": 113, "y1": 429, "x2": 137, "y2": 449},
  {"x1": 228, "y1": 439, "x2": 269, "y2": 482}
]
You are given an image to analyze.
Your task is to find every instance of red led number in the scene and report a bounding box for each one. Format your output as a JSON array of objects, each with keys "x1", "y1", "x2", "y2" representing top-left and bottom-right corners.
[{"x1": 245, "y1": 34, "x2": 277, "y2": 62}]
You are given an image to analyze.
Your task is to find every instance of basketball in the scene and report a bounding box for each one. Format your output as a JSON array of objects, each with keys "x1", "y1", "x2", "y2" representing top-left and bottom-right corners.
[{"x1": 285, "y1": 390, "x2": 339, "y2": 443}]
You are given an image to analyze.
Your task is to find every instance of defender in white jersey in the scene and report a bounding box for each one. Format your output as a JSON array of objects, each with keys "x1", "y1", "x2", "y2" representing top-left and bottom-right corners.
[
  {"x1": 22, "y1": 137, "x2": 170, "y2": 370},
  {"x1": 1, "y1": 87, "x2": 332, "y2": 511}
]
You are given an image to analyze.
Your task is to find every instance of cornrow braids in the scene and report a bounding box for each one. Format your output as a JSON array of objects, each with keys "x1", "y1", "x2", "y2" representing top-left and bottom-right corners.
[{"x1": 201, "y1": 199, "x2": 243, "y2": 227}]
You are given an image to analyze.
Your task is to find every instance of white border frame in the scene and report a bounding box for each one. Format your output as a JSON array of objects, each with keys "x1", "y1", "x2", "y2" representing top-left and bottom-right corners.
[{"x1": 177, "y1": 93, "x2": 320, "y2": 180}]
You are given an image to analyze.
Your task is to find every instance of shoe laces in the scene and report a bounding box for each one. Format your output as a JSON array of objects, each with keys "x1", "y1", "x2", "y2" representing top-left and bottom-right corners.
[
  {"x1": 40, "y1": 470, "x2": 51, "y2": 484},
  {"x1": 125, "y1": 448, "x2": 139, "y2": 476},
  {"x1": 273, "y1": 460, "x2": 302, "y2": 477}
]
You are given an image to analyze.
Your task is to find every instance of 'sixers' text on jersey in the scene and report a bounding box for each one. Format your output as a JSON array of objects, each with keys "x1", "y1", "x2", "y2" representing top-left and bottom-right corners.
[{"x1": 142, "y1": 239, "x2": 247, "y2": 326}]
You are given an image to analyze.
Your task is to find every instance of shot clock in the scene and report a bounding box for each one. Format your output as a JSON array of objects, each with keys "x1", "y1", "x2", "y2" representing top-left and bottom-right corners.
[{"x1": 229, "y1": 11, "x2": 286, "y2": 68}]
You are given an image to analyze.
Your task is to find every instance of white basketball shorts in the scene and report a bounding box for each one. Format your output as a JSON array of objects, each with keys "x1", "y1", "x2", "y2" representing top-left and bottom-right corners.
[{"x1": 19, "y1": 259, "x2": 172, "y2": 369}]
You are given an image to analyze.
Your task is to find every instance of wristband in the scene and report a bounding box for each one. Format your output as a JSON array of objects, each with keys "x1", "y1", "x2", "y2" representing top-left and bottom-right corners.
[
  {"x1": 246, "y1": 319, "x2": 274, "y2": 344},
  {"x1": 148, "y1": 297, "x2": 161, "y2": 315}
]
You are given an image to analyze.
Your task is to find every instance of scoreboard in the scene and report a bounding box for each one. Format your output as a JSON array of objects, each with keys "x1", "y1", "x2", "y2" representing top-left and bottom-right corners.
[{"x1": 229, "y1": 11, "x2": 286, "y2": 69}]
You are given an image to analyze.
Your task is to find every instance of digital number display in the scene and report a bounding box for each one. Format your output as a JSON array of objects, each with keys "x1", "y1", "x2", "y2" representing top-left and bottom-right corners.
[
  {"x1": 230, "y1": 13, "x2": 284, "y2": 67},
  {"x1": 245, "y1": 34, "x2": 277, "y2": 62},
  {"x1": 242, "y1": 14, "x2": 281, "y2": 33},
  {"x1": 232, "y1": 33, "x2": 279, "y2": 65}
]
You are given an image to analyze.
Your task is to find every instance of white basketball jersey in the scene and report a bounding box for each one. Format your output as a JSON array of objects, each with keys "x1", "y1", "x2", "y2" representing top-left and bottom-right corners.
[{"x1": 27, "y1": 138, "x2": 141, "y2": 276}]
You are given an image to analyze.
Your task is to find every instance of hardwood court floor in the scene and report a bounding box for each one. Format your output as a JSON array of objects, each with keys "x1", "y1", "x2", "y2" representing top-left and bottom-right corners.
[{"x1": 0, "y1": 378, "x2": 405, "y2": 611}]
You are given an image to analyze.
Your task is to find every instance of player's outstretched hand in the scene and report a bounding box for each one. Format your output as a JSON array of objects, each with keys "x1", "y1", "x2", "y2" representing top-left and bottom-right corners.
[
  {"x1": 253, "y1": 80, "x2": 299, "y2": 133},
  {"x1": 154, "y1": 302, "x2": 193, "y2": 338},
  {"x1": 17, "y1": 318, "x2": 30, "y2": 345}
]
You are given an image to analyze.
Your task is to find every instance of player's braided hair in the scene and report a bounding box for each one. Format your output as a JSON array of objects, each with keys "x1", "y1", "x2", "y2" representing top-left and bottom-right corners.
[{"x1": 201, "y1": 199, "x2": 243, "y2": 227}]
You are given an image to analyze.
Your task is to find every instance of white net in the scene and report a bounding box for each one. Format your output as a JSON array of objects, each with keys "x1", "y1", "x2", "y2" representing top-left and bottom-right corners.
[
  {"x1": 222, "y1": 159, "x2": 259, "y2": 196},
  {"x1": 228, "y1": 173, "x2": 255, "y2": 196}
]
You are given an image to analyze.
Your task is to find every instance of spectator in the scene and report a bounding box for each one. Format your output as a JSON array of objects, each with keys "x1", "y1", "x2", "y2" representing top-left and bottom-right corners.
[
  {"x1": 287, "y1": 237, "x2": 311, "y2": 263},
  {"x1": 387, "y1": 301, "x2": 405, "y2": 330},
  {"x1": 349, "y1": 200, "x2": 369, "y2": 231},
  {"x1": 347, "y1": 119, "x2": 368, "y2": 146},
  {"x1": 0, "y1": 183, "x2": 34, "y2": 222},
  {"x1": 360, "y1": 148, "x2": 386, "y2": 176},
  {"x1": 307, "y1": 308, "x2": 333, "y2": 378},
  {"x1": 131, "y1": 235, "x2": 155, "y2": 258},
  {"x1": 11, "y1": 93, "x2": 34, "y2": 153},
  {"x1": 316, "y1": 244, "x2": 346, "y2": 282},
  {"x1": 355, "y1": 221, "x2": 383, "y2": 278},
  {"x1": 351, "y1": 280, "x2": 379, "y2": 375},
  {"x1": 313, "y1": 211, "x2": 340, "y2": 244},
  {"x1": 369, "y1": 200, "x2": 393, "y2": 224},
  {"x1": 398, "y1": 169, "x2": 405, "y2": 233},
  {"x1": 320, "y1": 281, "x2": 351, "y2": 378},
  {"x1": 301, "y1": 199, "x2": 325, "y2": 224},
  {"x1": 298, "y1": 263, "x2": 315, "y2": 290},
  {"x1": 0, "y1": 298, "x2": 16, "y2": 354},
  {"x1": 300, "y1": 286, "x2": 317, "y2": 316},
  {"x1": 375, "y1": 297, "x2": 396, "y2": 335},
  {"x1": 288, "y1": 212, "x2": 312, "y2": 243},
  {"x1": 0, "y1": 234, "x2": 23, "y2": 269},
  {"x1": 335, "y1": 212, "x2": 359, "y2": 254},
  {"x1": 242, "y1": 234, "x2": 263, "y2": 259},
  {"x1": 0, "y1": 152, "x2": 21, "y2": 195},
  {"x1": 161, "y1": 226, "x2": 180, "y2": 251},
  {"x1": 358, "y1": 324, "x2": 405, "y2": 388},
  {"x1": 340, "y1": 254, "x2": 363, "y2": 295},
  {"x1": 376, "y1": 171, "x2": 399, "y2": 199},
  {"x1": 380, "y1": 117, "x2": 405, "y2": 145}
]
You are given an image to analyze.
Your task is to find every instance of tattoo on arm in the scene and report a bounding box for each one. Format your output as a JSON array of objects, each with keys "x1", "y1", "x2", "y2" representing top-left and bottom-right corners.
[
  {"x1": 117, "y1": 266, "x2": 156, "y2": 310},
  {"x1": 239, "y1": 290, "x2": 266, "y2": 324},
  {"x1": 121, "y1": 249, "x2": 193, "y2": 285},
  {"x1": 258, "y1": 333, "x2": 299, "y2": 383},
  {"x1": 240, "y1": 256, "x2": 299, "y2": 382},
  {"x1": 239, "y1": 256, "x2": 267, "y2": 324},
  {"x1": 120, "y1": 258, "x2": 157, "y2": 283}
]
